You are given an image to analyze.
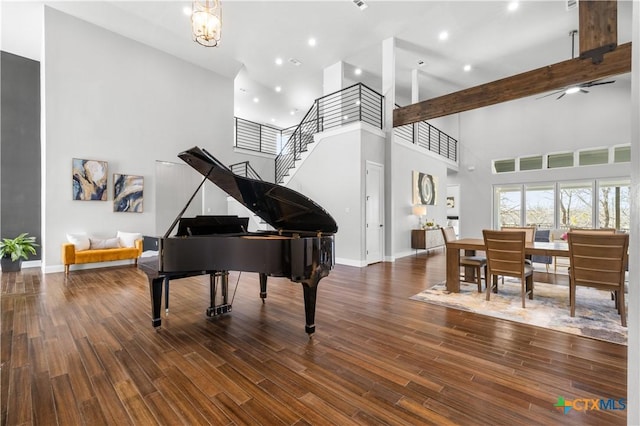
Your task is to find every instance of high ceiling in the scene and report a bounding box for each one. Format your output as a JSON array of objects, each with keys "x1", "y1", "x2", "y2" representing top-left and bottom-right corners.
[{"x1": 1, "y1": 1, "x2": 633, "y2": 128}]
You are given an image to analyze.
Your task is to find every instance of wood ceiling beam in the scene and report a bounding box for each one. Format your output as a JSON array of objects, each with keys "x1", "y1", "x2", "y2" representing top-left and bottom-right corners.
[
  {"x1": 579, "y1": 0, "x2": 617, "y2": 63},
  {"x1": 393, "y1": 42, "x2": 631, "y2": 127}
]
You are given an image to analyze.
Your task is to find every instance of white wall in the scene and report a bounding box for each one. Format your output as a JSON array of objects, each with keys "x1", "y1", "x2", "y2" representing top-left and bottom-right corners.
[
  {"x1": 286, "y1": 123, "x2": 383, "y2": 265},
  {"x1": 43, "y1": 7, "x2": 237, "y2": 271},
  {"x1": 450, "y1": 77, "x2": 632, "y2": 238},
  {"x1": 391, "y1": 140, "x2": 449, "y2": 258}
]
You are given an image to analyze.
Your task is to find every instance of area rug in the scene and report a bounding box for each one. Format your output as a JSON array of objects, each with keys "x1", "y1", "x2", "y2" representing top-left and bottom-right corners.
[{"x1": 411, "y1": 280, "x2": 627, "y2": 345}]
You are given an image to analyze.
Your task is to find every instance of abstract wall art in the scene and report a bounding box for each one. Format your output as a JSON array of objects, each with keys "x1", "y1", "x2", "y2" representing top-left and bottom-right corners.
[
  {"x1": 412, "y1": 171, "x2": 437, "y2": 205},
  {"x1": 113, "y1": 174, "x2": 144, "y2": 213},
  {"x1": 72, "y1": 158, "x2": 108, "y2": 201}
]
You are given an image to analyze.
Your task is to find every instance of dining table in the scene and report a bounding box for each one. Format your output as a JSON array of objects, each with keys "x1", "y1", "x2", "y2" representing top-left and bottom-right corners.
[{"x1": 445, "y1": 238, "x2": 570, "y2": 293}]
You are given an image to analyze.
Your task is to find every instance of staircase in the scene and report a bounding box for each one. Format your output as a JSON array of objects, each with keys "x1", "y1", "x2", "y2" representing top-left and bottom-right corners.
[
  {"x1": 275, "y1": 83, "x2": 384, "y2": 184},
  {"x1": 234, "y1": 83, "x2": 459, "y2": 185}
]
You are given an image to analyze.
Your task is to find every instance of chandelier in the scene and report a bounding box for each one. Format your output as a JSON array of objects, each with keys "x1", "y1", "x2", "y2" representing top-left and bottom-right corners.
[{"x1": 191, "y1": 0, "x2": 222, "y2": 47}]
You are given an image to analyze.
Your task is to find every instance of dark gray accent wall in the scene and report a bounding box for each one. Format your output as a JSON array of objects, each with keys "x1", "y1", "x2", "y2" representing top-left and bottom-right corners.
[{"x1": 1, "y1": 51, "x2": 42, "y2": 260}]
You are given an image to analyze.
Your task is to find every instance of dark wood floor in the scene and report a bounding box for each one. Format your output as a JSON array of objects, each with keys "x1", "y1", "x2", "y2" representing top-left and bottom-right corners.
[{"x1": 1, "y1": 251, "x2": 627, "y2": 425}]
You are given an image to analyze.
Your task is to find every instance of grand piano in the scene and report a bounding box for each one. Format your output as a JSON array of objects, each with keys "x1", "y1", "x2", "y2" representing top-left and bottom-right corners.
[{"x1": 138, "y1": 146, "x2": 337, "y2": 334}]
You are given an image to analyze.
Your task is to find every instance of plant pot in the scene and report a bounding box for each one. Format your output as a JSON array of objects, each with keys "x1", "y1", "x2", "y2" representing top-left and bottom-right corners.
[{"x1": 1, "y1": 257, "x2": 22, "y2": 272}]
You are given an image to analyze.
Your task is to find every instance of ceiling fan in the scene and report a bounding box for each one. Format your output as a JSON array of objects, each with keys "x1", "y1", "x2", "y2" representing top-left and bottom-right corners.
[
  {"x1": 538, "y1": 30, "x2": 615, "y2": 100},
  {"x1": 538, "y1": 79, "x2": 616, "y2": 100}
]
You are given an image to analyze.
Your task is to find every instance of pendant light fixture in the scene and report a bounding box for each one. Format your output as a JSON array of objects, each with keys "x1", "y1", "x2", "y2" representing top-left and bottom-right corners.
[{"x1": 191, "y1": 0, "x2": 222, "y2": 47}]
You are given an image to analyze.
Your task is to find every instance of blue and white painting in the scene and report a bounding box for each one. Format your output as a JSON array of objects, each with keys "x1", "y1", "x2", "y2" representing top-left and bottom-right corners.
[
  {"x1": 113, "y1": 174, "x2": 143, "y2": 213},
  {"x1": 72, "y1": 158, "x2": 108, "y2": 201}
]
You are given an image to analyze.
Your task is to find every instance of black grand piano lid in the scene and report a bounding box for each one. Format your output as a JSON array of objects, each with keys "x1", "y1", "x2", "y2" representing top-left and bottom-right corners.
[{"x1": 178, "y1": 146, "x2": 338, "y2": 234}]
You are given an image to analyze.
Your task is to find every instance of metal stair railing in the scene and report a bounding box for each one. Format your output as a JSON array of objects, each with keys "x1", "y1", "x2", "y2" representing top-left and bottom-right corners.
[{"x1": 275, "y1": 83, "x2": 384, "y2": 183}]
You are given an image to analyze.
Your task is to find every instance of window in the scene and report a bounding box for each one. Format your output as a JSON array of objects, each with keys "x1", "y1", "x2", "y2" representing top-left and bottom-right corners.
[
  {"x1": 598, "y1": 179, "x2": 630, "y2": 231},
  {"x1": 525, "y1": 184, "x2": 554, "y2": 228},
  {"x1": 578, "y1": 148, "x2": 608, "y2": 166},
  {"x1": 496, "y1": 186, "x2": 522, "y2": 227},
  {"x1": 614, "y1": 145, "x2": 631, "y2": 163},
  {"x1": 558, "y1": 181, "x2": 593, "y2": 228},
  {"x1": 519, "y1": 155, "x2": 543, "y2": 171},
  {"x1": 494, "y1": 159, "x2": 516, "y2": 173},
  {"x1": 548, "y1": 152, "x2": 574, "y2": 168}
]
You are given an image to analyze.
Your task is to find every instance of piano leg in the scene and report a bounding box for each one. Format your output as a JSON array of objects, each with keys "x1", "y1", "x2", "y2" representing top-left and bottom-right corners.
[
  {"x1": 259, "y1": 273, "x2": 267, "y2": 303},
  {"x1": 164, "y1": 277, "x2": 170, "y2": 314},
  {"x1": 149, "y1": 276, "x2": 164, "y2": 328},
  {"x1": 301, "y1": 282, "x2": 318, "y2": 335}
]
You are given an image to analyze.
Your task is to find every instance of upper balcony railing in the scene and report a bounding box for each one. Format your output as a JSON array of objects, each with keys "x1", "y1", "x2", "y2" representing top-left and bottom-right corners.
[
  {"x1": 275, "y1": 83, "x2": 384, "y2": 183},
  {"x1": 234, "y1": 117, "x2": 282, "y2": 155},
  {"x1": 393, "y1": 106, "x2": 458, "y2": 163}
]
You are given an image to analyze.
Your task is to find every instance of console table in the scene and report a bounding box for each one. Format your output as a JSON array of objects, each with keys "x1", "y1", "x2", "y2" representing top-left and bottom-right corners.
[{"x1": 411, "y1": 229, "x2": 444, "y2": 253}]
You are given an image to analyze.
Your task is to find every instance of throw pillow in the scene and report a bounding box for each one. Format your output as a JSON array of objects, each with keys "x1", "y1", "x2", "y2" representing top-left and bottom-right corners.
[
  {"x1": 117, "y1": 231, "x2": 142, "y2": 248},
  {"x1": 89, "y1": 237, "x2": 121, "y2": 250},
  {"x1": 66, "y1": 233, "x2": 90, "y2": 251}
]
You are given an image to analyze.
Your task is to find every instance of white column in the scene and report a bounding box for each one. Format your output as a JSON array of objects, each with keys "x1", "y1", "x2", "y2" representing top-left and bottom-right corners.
[
  {"x1": 323, "y1": 61, "x2": 344, "y2": 95},
  {"x1": 411, "y1": 68, "x2": 419, "y2": 145},
  {"x1": 411, "y1": 68, "x2": 419, "y2": 103},
  {"x1": 382, "y1": 37, "x2": 395, "y2": 260},
  {"x1": 627, "y1": 0, "x2": 639, "y2": 423},
  {"x1": 322, "y1": 61, "x2": 345, "y2": 129}
]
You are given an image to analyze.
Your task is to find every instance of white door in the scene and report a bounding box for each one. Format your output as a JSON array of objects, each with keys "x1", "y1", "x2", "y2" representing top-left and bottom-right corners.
[{"x1": 366, "y1": 162, "x2": 384, "y2": 264}]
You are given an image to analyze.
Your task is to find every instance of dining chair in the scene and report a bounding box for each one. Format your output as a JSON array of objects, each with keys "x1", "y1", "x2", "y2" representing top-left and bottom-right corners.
[
  {"x1": 569, "y1": 227, "x2": 617, "y2": 234},
  {"x1": 500, "y1": 226, "x2": 536, "y2": 243},
  {"x1": 567, "y1": 232, "x2": 628, "y2": 326},
  {"x1": 499, "y1": 226, "x2": 536, "y2": 282},
  {"x1": 441, "y1": 227, "x2": 487, "y2": 292},
  {"x1": 531, "y1": 229, "x2": 552, "y2": 272},
  {"x1": 482, "y1": 229, "x2": 534, "y2": 308}
]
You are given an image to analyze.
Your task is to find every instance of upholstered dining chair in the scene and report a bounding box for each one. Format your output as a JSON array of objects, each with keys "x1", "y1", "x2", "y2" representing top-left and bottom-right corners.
[
  {"x1": 441, "y1": 227, "x2": 487, "y2": 292},
  {"x1": 482, "y1": 229, "x2": 534, "y2": 308},
  {"x1": 531, "y1": 229, "x2": 552, "y2": 272},
  {"x1": 567, "y1": 232, "x2": 628, "y2": 326}
]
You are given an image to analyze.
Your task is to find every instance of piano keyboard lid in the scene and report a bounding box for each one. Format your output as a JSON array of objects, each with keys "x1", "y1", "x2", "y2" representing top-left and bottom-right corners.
[{"x1": 178, "y1": 146, "x2": 338, "y2": 235}]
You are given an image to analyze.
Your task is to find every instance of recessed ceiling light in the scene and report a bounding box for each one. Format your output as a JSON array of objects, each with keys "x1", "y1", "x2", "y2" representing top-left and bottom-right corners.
[
  {"x1": 438, "y1": 31, "x2": 449, "y2": 41},
  {"x1": 182, "y1": 6, "x2": 191, "y2": 16},
  {"x1": 275, "y1": 57, "x2": 283, "y2": 66},
  {"x1": 271, "y1": 118, "x2": 276, "y2": 122},
  {"x1": 275, "y1": 86, "x2": 282, "y2": 92},
  {"x1": 354, "y1": 68, "x2": 362, "y2": 76},
  {"x1": 508, "y1": 1, "x2": 519, "y2": 12},
  {"x1": 290, "y1": 110, "x2": 296, "y2": 115},
  {"x1": 352, "y1": 0, "x2": 368, "y2": 10},
  {"x1": 253, "y1": 97, "x2": 259, "y2": 103},
  {"x1": 463, "y1": 64, "x2": 472, "y2": 72},
  {"x1": 308, "y1": 38, "x2": 317, "y2": 47}
]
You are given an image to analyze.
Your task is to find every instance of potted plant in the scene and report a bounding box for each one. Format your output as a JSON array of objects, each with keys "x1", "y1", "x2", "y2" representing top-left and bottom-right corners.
[{"x1": 0, "y1": 233, "x2": 38, "y2": 272}]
